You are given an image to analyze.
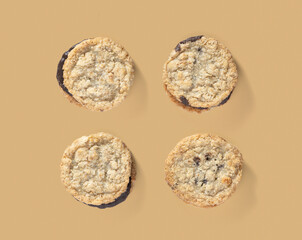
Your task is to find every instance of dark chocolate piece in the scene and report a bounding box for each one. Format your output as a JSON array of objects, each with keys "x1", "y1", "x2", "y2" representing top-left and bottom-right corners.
[
  {"x1": 201, "y1": 179, "x2": 208, "y2": 187},
  {"x1": 175, "y1": 35, "x2": 203, "y2": 52},
  {"x1": 217, "y1": 164, "x2": 224, "y2": 170},
  {"x1": 205, "y1": 153, "x2": 211, "y2": 161},
  {"x1": 193, "y1": 157, "x2": 200, "y2": 166},
  {"x1": 180, "y1": 96, "x2": 189, "y2": 106},
  {"x1": 56, "y1": 40, "x2": 85, "y2": 96},
  {"x1": 195, "y1": 106, "x2": 208, "y2": 110}
]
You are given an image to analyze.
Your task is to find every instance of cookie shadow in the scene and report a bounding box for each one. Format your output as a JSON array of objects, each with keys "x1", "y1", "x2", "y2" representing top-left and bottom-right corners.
[
  {"x1": 216, "y1": 60, "x2": 255, "y2": 127},
  {"x1": 123, "y1": 62, "x2": 148, "y2": 115},
  {"x1": 226, "y1": 163, "x2": 257, "y2": 217},
  {"x1": 125, "y1": 153, "x2": 145, "y2": 216}
]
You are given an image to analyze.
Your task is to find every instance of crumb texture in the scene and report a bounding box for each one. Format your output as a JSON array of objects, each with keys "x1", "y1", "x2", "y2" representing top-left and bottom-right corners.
[
  {"x1": 163, "y1": 36, "x2": 238, "y2": 108},
  {"x1": 165, "y1": 134, "x2": 243, "y2": 207},
  {"x1": 63, "y1": 37, "x2": 134, "y2": 111},
  {"x1": 60, "y1": 132, "x2": 132, "y2": 205}
]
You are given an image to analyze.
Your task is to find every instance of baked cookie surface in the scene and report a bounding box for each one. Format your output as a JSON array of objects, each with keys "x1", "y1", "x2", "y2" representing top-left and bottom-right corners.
[
  {"x1": 57, "y1": 37, "x2": 134, "y2": 111},
  {"x1": 163, "y1": 35, "x2": 238, "y2": 112},
  {"x1": 165, "y1": 134, "x2": 243, "y2": 207},
  {"x1": 60, "y1": 132, "x2": 133, "y2": 207}
]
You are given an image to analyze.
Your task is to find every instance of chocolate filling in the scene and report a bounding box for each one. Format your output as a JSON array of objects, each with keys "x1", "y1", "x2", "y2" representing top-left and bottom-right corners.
[
  {"x1": 178, "y1": 96, "x2": 208, "y2": 110},
  {"x1": 218, "y1": 90, "x2": 233, "y2": 106},
  {"x1": 178, "y1": 90, "x2": 234, "y2": 110},
  {"x1": 175, "y1": 35, "x2": 203, "y2": 52},
  {"x1": 56, "y1": 40, "x2": 85, "y2": 96},
  {"x1": 87, "y1": 177, "x2": 132, "y2": 209}
]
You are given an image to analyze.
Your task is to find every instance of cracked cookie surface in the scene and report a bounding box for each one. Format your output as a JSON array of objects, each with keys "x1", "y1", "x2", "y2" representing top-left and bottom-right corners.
[
  {"x1": 165, "y1": 134, "x2": 243, "y2": 207},
  {"x1": 60, "y1": 132, "x2": 132, "y2": 205},
  {"x1": 163, "y1": 35, "x2": 238, "y2": 112},
  {"x1": 61, "y1": 37, "x2": 134, "y2": 111}
]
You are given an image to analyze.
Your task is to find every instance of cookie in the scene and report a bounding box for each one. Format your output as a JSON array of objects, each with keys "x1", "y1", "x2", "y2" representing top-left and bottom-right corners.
[
  {"x1": 163, "y1": 35, "x2": 238, "y2": 112},
  {"x1": 165, "y1": 134, "x2": 243, "y2": 207},
  {"x1": 56, "y1": 37, "x2": 134, "y2": 111},
  {"x1": 60, "y1": 132, "x2": 135, "y2": 208}
]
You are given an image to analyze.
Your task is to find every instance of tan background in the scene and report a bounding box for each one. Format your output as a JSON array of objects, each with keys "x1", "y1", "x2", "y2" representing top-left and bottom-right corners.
[{"x1": 1, "y1": 0, "x2": 302, "y2": 239}]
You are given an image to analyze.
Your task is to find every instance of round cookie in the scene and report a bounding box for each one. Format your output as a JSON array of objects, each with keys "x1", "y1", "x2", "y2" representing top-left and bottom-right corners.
[
  {"x1": 165, "y1": 134, "x2": 243, "y2": 207},
  {"x1": 60, "y1": 132, "x2": 134, "y2": 208},
  {"x1": 163, "y1": 35, "x2": 238, "y2": 112},
  {"x1": 56, "y1": 37, "x2": 134, "y2": 111}
]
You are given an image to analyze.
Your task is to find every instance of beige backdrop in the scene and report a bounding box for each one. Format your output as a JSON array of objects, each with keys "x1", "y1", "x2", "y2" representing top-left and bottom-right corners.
[{"x1": 1, "y1": 0, "x2": 302, "y2": 239}]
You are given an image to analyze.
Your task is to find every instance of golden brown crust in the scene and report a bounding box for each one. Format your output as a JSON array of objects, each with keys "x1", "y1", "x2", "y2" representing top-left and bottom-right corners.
[{"x1": 165, "y1": 134, "x2": 243, "y2": 208}]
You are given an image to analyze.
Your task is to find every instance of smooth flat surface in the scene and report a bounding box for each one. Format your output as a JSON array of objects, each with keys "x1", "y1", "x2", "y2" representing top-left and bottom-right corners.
[{"x1": 1, "y1": 0, "x2": 301, "y2": 239}]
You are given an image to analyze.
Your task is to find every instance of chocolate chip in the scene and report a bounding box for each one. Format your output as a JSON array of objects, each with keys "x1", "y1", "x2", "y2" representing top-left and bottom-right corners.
[
  {"x1": 175, "y1": 35, "x2": 203, "y2": 52},
  {"x1": 193, "y1": 157, "x2": 200, "y2": 166},
  {"x1": 205, "y1": 153, "x2": 211, "y2": 161},
  {"x1": 217, "y1": 164, "x2": 224, "y2": 170},
  {"x1": 178, "y1": 96, "x2": 208, "y2": 110},
  {"x1": 180, "y1": 96, "x2": 189, "y2": 106},
  {"x1": 194, "y1": 178, "x2": 198, "y2": 185},
  {"x1": 200, "y1": 179, "x2": 208, "y2": 187},
  {"x1": 175, "y1": 44, "x2": 181, "y2": 52},
  {"x1": 197, "y1": 47, "x2": 202, "y2": 52}
]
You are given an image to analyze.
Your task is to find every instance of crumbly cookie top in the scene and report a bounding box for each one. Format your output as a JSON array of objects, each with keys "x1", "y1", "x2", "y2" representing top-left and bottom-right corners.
[
  {"x1": 165, "y1": 134, "x2": 243, "y2": 207},
  {"x1": 60, "y1": 132, "x2": 132, "y2": 205},
  {"x1": 63, "y1": 37, "x2": 134, "y2": 111},
  {"x1": 163, "y1": 36, "x2": 238, "y2": 109}
]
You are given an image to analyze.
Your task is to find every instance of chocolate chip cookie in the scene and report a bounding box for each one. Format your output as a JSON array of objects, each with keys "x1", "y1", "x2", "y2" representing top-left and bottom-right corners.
[
  {"x1": 56, "y1": 37, "x2": 134, "y2": 111},
  {"x1": 165, "y1": 134, "x2": 243, "y2": 207},
  {"x1": 163, "y1": 35, "x2": 238, "y2": 112},
  {"x1": 60, "y1": 132, "x2": 135, "y2": 208}
]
